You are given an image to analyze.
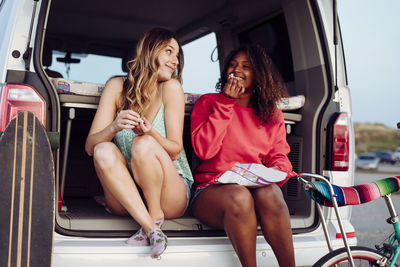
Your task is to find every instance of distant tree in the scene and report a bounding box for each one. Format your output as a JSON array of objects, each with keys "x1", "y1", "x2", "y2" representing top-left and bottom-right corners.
[{"x1": 354, "y1": 123, "x2": 400, "y2": 155}]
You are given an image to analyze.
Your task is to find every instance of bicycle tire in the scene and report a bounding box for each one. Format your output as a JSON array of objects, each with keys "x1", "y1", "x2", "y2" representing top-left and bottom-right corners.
[{"x1": 313, "y1": 246, "x2": 389, "y2": 267}]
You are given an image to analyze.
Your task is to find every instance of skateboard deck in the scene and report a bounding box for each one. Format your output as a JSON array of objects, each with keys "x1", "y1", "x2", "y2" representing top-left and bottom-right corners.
[{"x1": 0, "y1": 111, "x2": 55, "y2": 267}]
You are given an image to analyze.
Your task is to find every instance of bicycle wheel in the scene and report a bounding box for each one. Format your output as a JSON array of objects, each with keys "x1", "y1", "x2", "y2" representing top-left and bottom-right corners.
[{"x1": 313, "y1": 246, "x2": 389, "y2": 267}]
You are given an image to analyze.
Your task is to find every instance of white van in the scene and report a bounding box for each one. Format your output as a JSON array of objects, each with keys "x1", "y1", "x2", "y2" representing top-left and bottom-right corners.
[{"x1": 0, "y1": 0, "x2": 356, "y2": 266}]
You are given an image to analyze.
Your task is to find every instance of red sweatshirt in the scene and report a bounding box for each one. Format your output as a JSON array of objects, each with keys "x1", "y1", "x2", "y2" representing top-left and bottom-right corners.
[{"x1": 191, "y1": 93, "x2": 292, "y2": 189}]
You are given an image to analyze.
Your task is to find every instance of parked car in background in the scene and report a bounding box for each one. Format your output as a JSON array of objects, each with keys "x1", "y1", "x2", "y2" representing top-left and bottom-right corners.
[
  {"x1": 355, "y1": 153, "x2": 380, "y2": 170},
  {"x1": 394, "y1": 147, "x2": 400, "y2": 161},
  {"x1": 373, "y1": 150, "x2": 397, "y2": 164}
]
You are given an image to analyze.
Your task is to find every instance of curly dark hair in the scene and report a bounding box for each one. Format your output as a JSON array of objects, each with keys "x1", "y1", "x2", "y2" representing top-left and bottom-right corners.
[{"x1": 216, "y1": 45, "x2": 288, "y2": 123}]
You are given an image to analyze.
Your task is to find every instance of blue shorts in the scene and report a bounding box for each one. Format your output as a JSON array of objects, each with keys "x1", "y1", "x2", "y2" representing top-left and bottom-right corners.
[
  {"x1": 182, "y1": 177, "x2": 192, "y2": 213},
  {"x1": 189, "y1": 185, "x2": 209, "y2": 209}
]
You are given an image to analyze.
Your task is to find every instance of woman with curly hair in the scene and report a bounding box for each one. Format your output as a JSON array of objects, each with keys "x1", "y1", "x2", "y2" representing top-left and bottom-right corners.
[
  {"x1": 85, "y1": 28, "x2": 193, "y2": 258},
  {"x1": 190, "y1": 45, "x2": 295, "y2": 266}
]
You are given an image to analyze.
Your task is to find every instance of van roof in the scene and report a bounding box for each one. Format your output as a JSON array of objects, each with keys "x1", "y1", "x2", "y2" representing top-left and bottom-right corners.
[{"x1": 46, "y1": 0, "x2": 281, "y2": 58}]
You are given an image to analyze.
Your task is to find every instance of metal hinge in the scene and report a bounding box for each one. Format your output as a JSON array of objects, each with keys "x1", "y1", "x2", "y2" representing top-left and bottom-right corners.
[{"x1": 22, "y1": 0, "x2": 40, "y2": 71}]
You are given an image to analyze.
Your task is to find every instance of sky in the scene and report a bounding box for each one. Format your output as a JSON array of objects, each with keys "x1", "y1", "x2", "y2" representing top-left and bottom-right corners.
[
  {"x1": 51, "y1": 1, "x2": 399, "y2": 129},
  {"x1": 338, "y1": 0, "x2": 399, "y2": 128}
]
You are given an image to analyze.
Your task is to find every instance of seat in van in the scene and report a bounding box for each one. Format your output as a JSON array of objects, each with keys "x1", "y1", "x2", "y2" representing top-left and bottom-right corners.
[{"x1": 43, "y1": 45, "x2": 63, "y2": 78}]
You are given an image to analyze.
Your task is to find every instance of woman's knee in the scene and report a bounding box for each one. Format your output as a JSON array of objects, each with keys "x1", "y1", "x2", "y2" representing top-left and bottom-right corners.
[
  {"x1": 93, "y1": 142, "x2": 120, "y2": 169},
  {"x1": 253, "y1": 184, "x2": 287, "y2": 212},
  {"x1": 131, "y1": 135, "x2": 157, "y2": 160},
  {"x1": 224, "y1": 186, "x2": 255, "y2": 218}
]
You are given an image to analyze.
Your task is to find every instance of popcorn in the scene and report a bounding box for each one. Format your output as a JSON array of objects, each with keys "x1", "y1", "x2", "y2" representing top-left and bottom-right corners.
[{"x1": 229, "y1": 73, "x2": 242, "y2": 80}]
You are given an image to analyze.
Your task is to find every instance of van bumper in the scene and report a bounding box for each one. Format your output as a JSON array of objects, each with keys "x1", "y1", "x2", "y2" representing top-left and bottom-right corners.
[{"x1": 52, "y1": 226, "x2": 357, "y2": 267}]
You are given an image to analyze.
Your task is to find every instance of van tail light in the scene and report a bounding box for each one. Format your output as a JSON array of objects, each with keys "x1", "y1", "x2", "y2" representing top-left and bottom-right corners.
[
  {"x1": 336, "y1": 232, "x2": 355, "y2": 239},
  {"x1": 332, "y1": 113, "x2": 349, "y2": 171},
  {"x1": 0, "y1": 83, "x2": 46, "y2": 131}
]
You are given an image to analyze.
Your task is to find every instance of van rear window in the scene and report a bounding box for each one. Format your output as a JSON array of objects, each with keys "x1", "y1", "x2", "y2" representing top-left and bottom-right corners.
[
  {"x1": 182, "y1": 33, "x2": 220, "y2": 94},
  {"x1": 50, "y1": 52, "x2": 125, "y2": 84}
]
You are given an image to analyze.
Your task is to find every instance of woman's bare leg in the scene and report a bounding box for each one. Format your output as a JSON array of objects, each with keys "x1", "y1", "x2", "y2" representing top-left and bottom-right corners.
[
  {"x1": 191, "y1": 185, "x2": 258, "y2": 267},
  {"x1": 93, "y1": 142, "x2": 156, "y2": 232},
  {"x1": 252, "y1": 184, "x2": 295, "y2": 267},
  {"x1": 130, "y1": 135, "x2": 188, "y2": 221}
]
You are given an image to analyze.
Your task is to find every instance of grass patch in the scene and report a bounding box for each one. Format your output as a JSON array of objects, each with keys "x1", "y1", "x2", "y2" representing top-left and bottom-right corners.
[{"x1": 354, "y1": 122, "x2": 400, "y2": 154}]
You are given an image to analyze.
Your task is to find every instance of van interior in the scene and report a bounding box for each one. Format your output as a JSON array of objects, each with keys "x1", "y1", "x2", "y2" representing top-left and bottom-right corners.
[{"x1": 40, "y1": 0, "x2": 336, "y2": 237}]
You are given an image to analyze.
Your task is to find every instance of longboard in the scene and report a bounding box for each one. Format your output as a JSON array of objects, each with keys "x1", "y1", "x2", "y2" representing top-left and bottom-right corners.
[{"x1": 0, "y1": 111, "x2": 55, "y2": 267}]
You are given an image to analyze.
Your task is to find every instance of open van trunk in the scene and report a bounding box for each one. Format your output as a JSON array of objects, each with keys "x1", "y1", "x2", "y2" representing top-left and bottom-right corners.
[{"x1": 38, "y1": 0, "x2": 339, "y2": 237}]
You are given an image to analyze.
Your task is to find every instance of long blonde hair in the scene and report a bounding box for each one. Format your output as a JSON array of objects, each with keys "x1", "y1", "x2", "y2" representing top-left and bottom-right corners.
[{"x1": 119, "y1": 28, "x2": 184, "y2": 115}]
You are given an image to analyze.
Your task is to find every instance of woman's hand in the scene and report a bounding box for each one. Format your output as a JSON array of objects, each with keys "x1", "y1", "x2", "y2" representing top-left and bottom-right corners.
[
  {"x1": 110, "y1": 109, "x2": 141, "y2": 133},
  {"x1": 222, "y1": 74, "x2": 245, "y2": 99},
  {"x1": 132, "y1": 117, "x2": 153, "y2": 135}
]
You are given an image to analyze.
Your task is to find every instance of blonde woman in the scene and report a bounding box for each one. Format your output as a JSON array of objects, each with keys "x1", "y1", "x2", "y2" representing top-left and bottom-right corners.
[{"x1": 85, "y1": 28, "x2": 193, "y2": 258}]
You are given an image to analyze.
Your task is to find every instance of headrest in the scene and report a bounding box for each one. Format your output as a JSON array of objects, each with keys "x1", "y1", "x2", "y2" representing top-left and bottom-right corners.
[
  {"x1": 42, "y1": 45, "x2": 53, "y2": 67},
  {"x1": 122, "y1": 48, "x2": 136, "y2": 73}
]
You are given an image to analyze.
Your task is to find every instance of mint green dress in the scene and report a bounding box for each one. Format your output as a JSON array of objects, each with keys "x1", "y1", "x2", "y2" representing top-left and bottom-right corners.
[{"x1": 113, "y1": 84, "x2": 194, "y2": 189}]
